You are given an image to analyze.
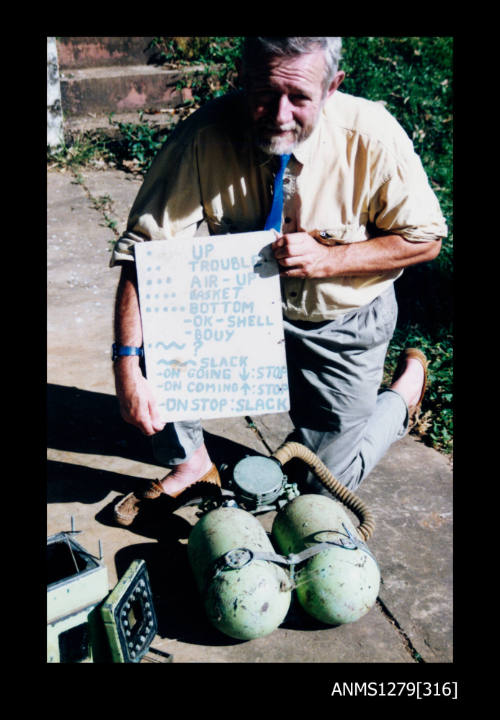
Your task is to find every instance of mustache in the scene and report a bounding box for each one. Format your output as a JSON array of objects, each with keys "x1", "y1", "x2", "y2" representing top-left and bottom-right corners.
[{"x1": 258, "y1": 121, "x2": 298, "y2": 133}]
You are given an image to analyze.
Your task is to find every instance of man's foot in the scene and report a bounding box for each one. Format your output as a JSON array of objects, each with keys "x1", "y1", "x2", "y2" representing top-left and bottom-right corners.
[
  {"x1": 390, "y1": 348, "x2": 428, "y2": 422},
  {"x1": 142, "y1": 444, "x2": 219, "y2": 499},
  {"x1": 114, "y1": 445, "x2": 219, "y2": 527},
  {"x1": 160, "y1": 444, "x2": 214, "y2": 495}
]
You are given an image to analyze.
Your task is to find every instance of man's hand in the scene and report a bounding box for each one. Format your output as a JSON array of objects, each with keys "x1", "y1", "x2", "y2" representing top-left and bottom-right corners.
[
  {"x1": 272, "y1": 231, "x2": 442, "y2": 278},
  {"x1": 114, "y1": 359, "x2": 165, "y2": 436},
  {"x1": 272, "y1": 232, "x2": 332, "y2": 278}
]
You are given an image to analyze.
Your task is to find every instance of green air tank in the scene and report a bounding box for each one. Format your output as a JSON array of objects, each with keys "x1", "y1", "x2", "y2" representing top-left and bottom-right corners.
[
  {"x1": 187, "y1": 506, "x2": 292, "y2": 640},
  {"x1": 272, "y1": 494, "x2": 380, "y2": 626}
]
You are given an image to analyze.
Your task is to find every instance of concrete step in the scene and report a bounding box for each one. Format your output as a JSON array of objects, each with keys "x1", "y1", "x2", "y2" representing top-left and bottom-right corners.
[
  {"x1": 57, "y1": 37, "x2": 158, "y2": 69},
  {"x1": 62, "y1": 108, "x2": 181, "y2": 141},
  {"x1": 60, "y1": 63, "x2": 201, "y2": 119}
]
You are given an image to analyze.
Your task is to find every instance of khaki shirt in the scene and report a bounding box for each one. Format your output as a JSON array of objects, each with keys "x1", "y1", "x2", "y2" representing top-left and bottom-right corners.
[{"x1": 111, "y1": 90, "x2": 447, "y2": 321}]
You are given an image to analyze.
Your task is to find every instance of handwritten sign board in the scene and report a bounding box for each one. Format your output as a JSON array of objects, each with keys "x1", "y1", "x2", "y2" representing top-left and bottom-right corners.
[{"x1": 134, "y1": 231, "x2": 290, "y2": 422}]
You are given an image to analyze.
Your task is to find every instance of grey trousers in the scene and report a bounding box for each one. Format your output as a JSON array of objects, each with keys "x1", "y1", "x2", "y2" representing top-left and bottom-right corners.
[{"x1": 151, "y1": 284, "x2": 408, "y2": 492}]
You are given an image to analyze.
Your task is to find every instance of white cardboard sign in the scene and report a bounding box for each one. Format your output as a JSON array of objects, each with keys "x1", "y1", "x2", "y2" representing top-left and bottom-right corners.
[{"x1": 134, "y1": 232, "x2": 290, "y2": 422}]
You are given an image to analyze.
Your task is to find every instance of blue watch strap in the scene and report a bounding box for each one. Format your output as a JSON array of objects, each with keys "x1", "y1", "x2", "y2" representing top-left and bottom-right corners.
[{"x1": 112, "y1": 343, "x2": 144, "y2": 361}]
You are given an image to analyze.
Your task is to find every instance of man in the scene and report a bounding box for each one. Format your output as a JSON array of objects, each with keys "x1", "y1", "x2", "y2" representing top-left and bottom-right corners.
[{"x1": 111, "y1": 37, "x2": 446, "y2": 523}]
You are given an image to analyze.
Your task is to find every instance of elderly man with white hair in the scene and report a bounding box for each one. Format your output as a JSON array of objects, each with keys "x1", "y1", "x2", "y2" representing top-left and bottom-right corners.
[{"x1": 110, "y1": 37, "x2": 446, "y2": 525}]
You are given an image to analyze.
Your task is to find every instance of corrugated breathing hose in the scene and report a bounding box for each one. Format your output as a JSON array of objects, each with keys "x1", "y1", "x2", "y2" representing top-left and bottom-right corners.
[{"x1": 271, "y1": 441, "x2": 375, "y2": 541}]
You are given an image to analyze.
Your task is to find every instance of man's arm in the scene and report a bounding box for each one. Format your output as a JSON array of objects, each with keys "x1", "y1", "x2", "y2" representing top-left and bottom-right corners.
[
  {"x1": 113, "y1": 263, "x2": 165, "y2": 436},
  {"x1": 272, "y1": 232, "x2": 441, "y2": 278}
]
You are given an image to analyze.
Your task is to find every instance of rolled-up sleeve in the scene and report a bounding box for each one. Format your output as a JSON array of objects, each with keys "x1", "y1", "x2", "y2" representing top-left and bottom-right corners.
[
  {"x1": 109, "y1": 125, "x2": 205, "y2": 267},
  {"x1": 370, "y1": 148, "x2": 448, "y2": 243}
]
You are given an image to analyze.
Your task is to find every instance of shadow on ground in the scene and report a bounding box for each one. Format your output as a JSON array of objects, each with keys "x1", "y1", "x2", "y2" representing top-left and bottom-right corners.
[
  {"x1": 47, "y1": 383, "x2": 262, "y2": 503},
  {"x1": 111, "y1": 537, "x2": 248, "y2": 647}
]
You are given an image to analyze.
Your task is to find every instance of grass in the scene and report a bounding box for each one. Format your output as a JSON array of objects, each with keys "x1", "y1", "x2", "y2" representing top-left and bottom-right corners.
[{"x1": 47, "y1": 36, "x2": 453, "y2": 454}]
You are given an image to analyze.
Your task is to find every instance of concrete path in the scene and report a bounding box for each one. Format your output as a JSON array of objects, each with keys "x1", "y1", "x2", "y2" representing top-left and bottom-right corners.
[{"x1": 47, "y1": 165, "x2": 453, "y2": 664}]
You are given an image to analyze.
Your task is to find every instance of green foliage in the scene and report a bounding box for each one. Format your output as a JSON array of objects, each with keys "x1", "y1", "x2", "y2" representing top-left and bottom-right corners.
[
  {"x1": 47, "y1": 133, "x2": 109, "y2": 169},
  {"x1": 107, "y1": 111, "x2": 169, "y2": 173},
  {"x1": 149, "y1": 36, "x2": 244, "y2": 68},
  {"x1": 149, "y1": 36, "x2": 244, "y2": 105}
]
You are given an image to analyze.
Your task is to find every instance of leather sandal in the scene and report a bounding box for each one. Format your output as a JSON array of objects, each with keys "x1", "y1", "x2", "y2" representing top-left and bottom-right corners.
[
  {"x1": 143, "y1": 463, "x2": 221, "y2": 499},
  {"x1": 113, "y1": 464, "x2": 221, "y2": 527},
  {"x1": 392, "y1": 347, "x2": 429, "y2": 428},
  {"x1": 113, "y1": 492, "x2": 142, "y2": 527}
]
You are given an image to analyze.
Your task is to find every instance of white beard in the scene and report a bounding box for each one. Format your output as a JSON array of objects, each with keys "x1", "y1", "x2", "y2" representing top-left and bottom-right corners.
[{"x1": 254, "y1": 122, "x2": 301, "y2": 155}]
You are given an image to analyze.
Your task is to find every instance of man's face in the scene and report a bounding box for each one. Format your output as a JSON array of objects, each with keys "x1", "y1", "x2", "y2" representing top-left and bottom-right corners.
[{"x1": 245, "y1": 50, "x2": 343, "y2": 155}]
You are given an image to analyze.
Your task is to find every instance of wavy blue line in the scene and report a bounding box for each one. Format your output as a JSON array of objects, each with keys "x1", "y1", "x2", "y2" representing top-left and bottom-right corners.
[{"x1": 155, "y1": 341, "x2": 186, "y2": 350}]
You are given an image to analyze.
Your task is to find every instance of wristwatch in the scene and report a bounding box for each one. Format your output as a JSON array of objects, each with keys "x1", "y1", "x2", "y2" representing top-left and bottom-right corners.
[
  {"x1": 112, "y1": 343, "x2": 144, "y2": 362},
  {"x1": 309, "y1": 229, "x2": 337, "y2": 246}
]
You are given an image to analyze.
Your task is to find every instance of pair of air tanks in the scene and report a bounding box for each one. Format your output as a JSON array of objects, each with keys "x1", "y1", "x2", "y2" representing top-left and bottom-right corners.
[{"x1": 187, "y1": 442, "x2": 380, "y2": 640}]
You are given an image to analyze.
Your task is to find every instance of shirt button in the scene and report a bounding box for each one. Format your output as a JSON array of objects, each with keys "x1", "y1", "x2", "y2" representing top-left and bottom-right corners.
[{"x1": 284, "y1": 217, "x2": 292, "y2": 224}]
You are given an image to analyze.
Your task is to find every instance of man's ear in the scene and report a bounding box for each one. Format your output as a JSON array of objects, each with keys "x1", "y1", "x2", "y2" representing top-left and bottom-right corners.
[{"x1": 326, "y1": 70, "x2": 345, "y2": 99}]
